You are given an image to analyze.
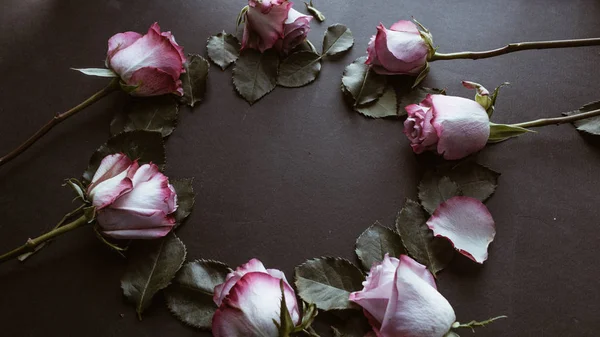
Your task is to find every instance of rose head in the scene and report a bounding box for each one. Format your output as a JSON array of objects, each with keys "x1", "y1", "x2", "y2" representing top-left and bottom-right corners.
[
  {"x1": 86, "y1": 153, "x2": 178, "y2": 239},
  {"x1": 106, "y1": 22, "x2": 186, "y2": 97},
  {"x1": 212, "y1": 258, "x2": 300, "y2": 337},
  {"x1": 403, "y1": 94, "x2": 490, "y2": 160},
  {"x1": 242, "y1": 0, "x2": 312, "y2": 54},
  {"x1": 366, "y1": 20, "x2": 432, "y2": 75},
  {"x1": 349, "y1": 254, "x2": 456, "y2": 337}
]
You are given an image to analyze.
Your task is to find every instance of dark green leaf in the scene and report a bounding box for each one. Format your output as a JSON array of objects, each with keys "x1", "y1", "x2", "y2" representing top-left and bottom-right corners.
[
  {"x1": 395, "y1": 199, "x2": 454, "y2": 274},
  {"x1": 418, "y1": 173, "x2": 461, "y2": 214},
  {"x1": 341, "y1": 57, "x2": 386, "y2": 107},
  {"x1": 180, "y1": 54, "x2": 210, "y2": 107},
  {"x1": 563, "y1": 101, "x2": 600, "y2": 136},
  {"x1": 233, "y1": 49, "x2": 279, "y2": 104},
  {"x1": 295, "y1": 257, "x2": 364, "y2": 311},
  {"x1": 277, "y1": 51, "x2": 322, "y2": 88},
  {"x1": 294, "y1": 39, "x2": 318, "y2": 54},
  {"x1": 83, "y1": 131, "x2": 165, "y2": 182},
  {"x1": 304, "y1": 1, "x2": 325, "y2": 22},
  {"x1": 323, "y1": 309, "x2": 372, "y2": 337},
  {"x1": 355, "y1": 222, "x2": 405, "y2": 271},
  {"x1": 322, "y1": 24, "x2": 354, "y2": 56},
  {"x1": 206, "y1": 31, "x2": 240, "y2": 70},
  {"x1": 170, "y1": 178, "x2": 195, "y2": 228},
  {"x1": 164, "y1": 259, "x2": 231, "y2": 329},
  {"x1": 488, "y1": 122, "x2": 534, "y2": 143},
  {"x1": 397, "y1": 87, "x2": 446, "y2": 117},
  {"x1": 355, "y1": 86, "x2": 397, "y2": 118},
  {"x1": 110, "y1": 96, "x2": 179, "y2": 137},
  {"x1": 440, "y1": 161, "x2": 500, "y2": 202},
  {"x1": 121, "y1": 233, "x2": 187, "y2": 319}
]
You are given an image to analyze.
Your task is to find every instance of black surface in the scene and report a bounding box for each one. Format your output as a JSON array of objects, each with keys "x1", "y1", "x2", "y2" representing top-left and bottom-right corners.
[{"x1": 1, "y1": 0, "x2": 600, "y2": 336}]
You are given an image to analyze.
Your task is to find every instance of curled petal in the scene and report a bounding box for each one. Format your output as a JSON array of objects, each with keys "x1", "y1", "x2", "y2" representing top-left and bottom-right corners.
[
  {"x1": 380, "y1": 255, "x2": 455, "y2": 336},
  {"x1": 107, "y1": 32, "x2": 142, "y2": 60},
  {"x1": 213, "y1": 258, "x2": 269, "y2": 306},
  {"x1": 97, "y1": 208, "x2": 175, "y2": 239},
  {"x1": 427, "y1": 196, "x2": 496, "y2": 263},
  {"x1": 212, "y1": 272, "x2": 299, "y2": 337}
]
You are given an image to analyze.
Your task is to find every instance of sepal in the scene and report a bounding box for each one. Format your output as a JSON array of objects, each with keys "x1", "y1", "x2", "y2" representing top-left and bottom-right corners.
[
  {"x1": 305, "y1": 0, "x2": 325, "y2": 22},
  {"x1": 413, "y1": 18, "x2": 435, "y2": 59},
  {"x1": 72, "y1": 68, "x2": 118, "y2": 78},
  {"x1": 488, "y1": 122, "x2": 535, "y2": 143},
  {"x1": 237, "y1": 5, "x2": 249, "y2": 26},
  {"x1": 412, "y1": 62, "x2": 430, "y2": 88}
]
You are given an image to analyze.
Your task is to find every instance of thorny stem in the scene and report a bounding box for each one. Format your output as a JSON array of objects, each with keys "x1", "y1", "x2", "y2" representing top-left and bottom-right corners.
[
  {"x1": 0, "y1": 79, "x2": 120, "y2": 167},
  {"x1": 430, "y1": 38, "x2": 600, "y2": 61}
]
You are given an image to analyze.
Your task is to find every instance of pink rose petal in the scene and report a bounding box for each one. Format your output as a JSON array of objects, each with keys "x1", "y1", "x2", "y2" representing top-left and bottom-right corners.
[{"x1": 426, "y1": 196, "x2": 496, "y2": 263}]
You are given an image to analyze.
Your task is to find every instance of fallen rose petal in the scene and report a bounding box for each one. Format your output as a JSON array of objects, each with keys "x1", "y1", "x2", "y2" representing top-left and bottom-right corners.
[{"x1": 426, "y1": 196, "x2": 495, "y2": 263}]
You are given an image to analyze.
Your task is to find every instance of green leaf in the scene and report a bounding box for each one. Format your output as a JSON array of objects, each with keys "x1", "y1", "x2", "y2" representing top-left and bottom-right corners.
[
  {"x1": 395, "y1": 199, "x2": 454, "y2": 274},
  {"x1": 341, "y1": 57, "x2": 386, "y2": 107},
  {"x1": 304, "y1": 1, "x2": 325, "y2": 22},
  {"x1": 233, "y1": 49, "x2": 279, "y2": 104},
  {"x1": 83, "y1": 130, "x2": 165, "y2": 182},
  {"x1": 121, "y1": 233, "x2": 187, "y2": 319},
  {"x1": 355, "y1": 86, "x2": 398, "y2": 118},
  {"x1": 488, "y1": 122, "x2": 534, "y2": 143},
  {"x1": 563, "y1": 101, "x2": 600, "y2": 136},
  {"x1": 322, "y1": 24, "x2": 354, "y2": 56},
  {"x1": 325, "y1": 309, "x2": 373, "y2": 337},
  {"x1": 180, "y1": 54, "x2": 210, "y2": 107},
  {"x1": 355, "y1": 222, "x2": 405, "y2": 271},
  {"x1": 277, "y1": 51, "x2": 322, "y2": 88},
  {"x1": 164, "y1": 259, "x2": 231, "y2": 329},
  {"x1": 72, "y1": 67, "x2": 118, "y2": 77},
  {"x1": 295, "y1": 257, "x2": 364, "y2": 311},
  {"x1": 418, "y1": 174, "x2": 461, "y2": 214},
  {"x1": 397, "y1": 87, "x2": 446, "y2": 117},
  {"x1": 170, "y1": 178, "x2": 195, "y2": 228},
  {"x1": 110, "y1": 96, "x2": 179, "y2": 137},
  {"x1": 206, "y1": 31, "x2": 240, "y2": 70},
  {"x1": 438, "y1": 161, "x2": 500, "y2": 202}
]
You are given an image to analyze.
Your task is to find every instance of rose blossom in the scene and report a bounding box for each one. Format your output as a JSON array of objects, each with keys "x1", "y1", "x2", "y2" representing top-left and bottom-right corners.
[
  {"x1": 106, "y1": 22, "x2": 186, "y2": 97},
  {"x1": 366, "y1": 20, "x2": 432, "y2": 75},
  {"x1": 403, "y1": 94, "x2": 490, "y2": 160},
  {"x1": 349, "y1": 254, "x2": 456, "y2": 337},
  {"x1": 86, "y1": 153, "x2": 178, "y2": 239},
  {"x1": 212, "y1": 258, "x2": 300, "y2": 337},
  {"x1": 242, "y1": 0, "x2": 312, "y2": 54}
]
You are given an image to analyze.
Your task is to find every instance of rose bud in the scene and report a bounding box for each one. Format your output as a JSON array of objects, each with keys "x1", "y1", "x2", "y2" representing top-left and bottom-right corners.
[
  {"x1": 275, "y1": 8, "x2": 312, "y2": 54},
  {"x1": 366, "y1": 20, "x2": 433, "y2": 75},
  {"x1": 349, "y1": 254, "x2": 456, "y2": 337},
  {"x1": 106, "y1": 22, "x2": 186, "y2": 97},
  {"x1": 403, "y1": 94, "x2": 491, "y2": 160},
  {"x1": 86, "y1": 153, "x2": 178, "y2": 239},
  {"x1": 242, "y1": 0, "x2": 311, "y2": 54},
  {"x1": 212, "y1": 258, "x2": 300, "y2": 337}
]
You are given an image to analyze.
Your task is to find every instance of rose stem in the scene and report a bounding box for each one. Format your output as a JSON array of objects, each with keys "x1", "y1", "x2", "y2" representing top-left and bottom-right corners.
[
  {"x1": 511, "y1": 108, "x2": 600, "y2": 128},
  {"x1": 430, "y1": 37, "x2": 600, "y2": 61},
  {"x1": 0, "y1": 214, "x2": 88, "y2": 264},
  {"x1": 0, "y1": 78, "x2": 120, "y2": 167}
]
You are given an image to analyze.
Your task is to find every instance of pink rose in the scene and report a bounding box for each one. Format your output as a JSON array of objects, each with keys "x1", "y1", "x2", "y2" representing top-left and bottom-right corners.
[
  {"x1": 106, "y1": 22, "x2": 186, "y2": 97},
  {"x1": 212, "y1": 259, "x2": 300, "y2": 337},
  {"x1": 403, "y1": 94, "x2": 490, "y2": 160},
  {"x1": 242, "y1": 0, "x2": 312, "y2": 54},
  {"x1": 86, "y1": 153, "x2": 178, "y2": 239},
  {"x1": 349, "y1": 254, "x2": 456, "y2": 337},
  {"x1": 366, "y1": 20, "x2": 431, "y2": 75}
]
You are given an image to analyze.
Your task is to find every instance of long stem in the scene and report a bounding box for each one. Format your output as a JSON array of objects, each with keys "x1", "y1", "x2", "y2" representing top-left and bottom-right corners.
[
  {"x1": 430, "y1": 38, "x2": 600, "y2": 61},
  {"x1": 0, "y1": 214, "x2": 89, "y2": 264},
  {"x1": 0, "y1": 79, "x2": 120, "y2": 167},
  {"x1": 512, "y1": 108, "x2": 600, "y2": 128}
]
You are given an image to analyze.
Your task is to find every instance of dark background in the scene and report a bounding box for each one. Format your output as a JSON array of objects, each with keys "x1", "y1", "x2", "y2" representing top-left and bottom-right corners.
[{"x1": 1, "y1": 0, "x2": 600, "y2": 336}]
